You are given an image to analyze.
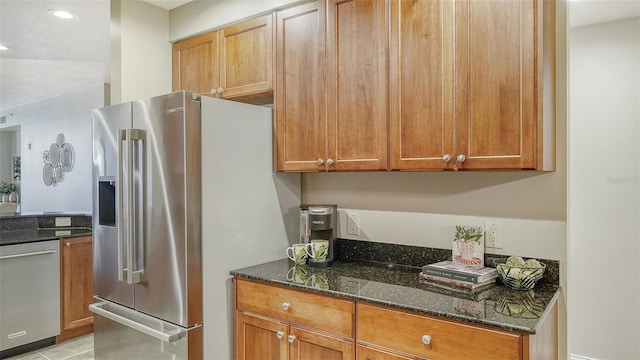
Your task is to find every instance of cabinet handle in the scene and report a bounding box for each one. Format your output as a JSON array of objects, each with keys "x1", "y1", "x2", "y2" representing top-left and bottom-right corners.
[
  {"x1": 281, "y1": 302, "x2": 291, "y2": 311},
  {"x1": 326, "y1": 158, "x2": 334, "y2": 166},
  {"x1": 456, "y1": 154, "x2": 466, "y2": 163},
  {"x1": 442, "y1": 154, "x2": 451, "y2": 163},
  {"x1": 217, "y1": 87, "x2": 224, "y2": 95},
  {"x1": 316, "y1": 158, "x2": 324, "y2": 165},
  {"x1": 65, "y1": 242, "x2": 71, "y2": 247},
  {"x1": 421, "y1": 335, "x2": 431, "y2": 345},
  {"x1": 287, "y1": 335, "x2": 296, "y2": 343},
  {"x1": 209, "y1": 88, "x2": 217, "y2": 95},
  {"x1": 276, "y1": 331, "x2": 285, "y2": 339}
]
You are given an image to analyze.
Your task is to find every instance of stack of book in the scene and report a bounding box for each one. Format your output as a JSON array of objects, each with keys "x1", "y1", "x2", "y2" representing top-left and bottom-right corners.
[{"x1": 420, "y1": 260, "x2": 498, "y2": 290}]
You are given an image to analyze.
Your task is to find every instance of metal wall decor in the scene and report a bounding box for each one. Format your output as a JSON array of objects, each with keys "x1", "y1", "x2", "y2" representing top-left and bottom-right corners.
[{"x1": 42, "y1": 133, "x2": 75, "y2": 186}]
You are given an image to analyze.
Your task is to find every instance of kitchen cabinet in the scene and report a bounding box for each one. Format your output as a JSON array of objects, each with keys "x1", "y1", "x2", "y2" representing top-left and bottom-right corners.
[
  {"x1": 275, "y1": 0, "x2": 555, "y2": 172},
  {"x1": 275, "y1": 0, "x2": 388, "y2": 172},
  {"x1": 356, "y1": 302, "x2": 558, "y2": 360},
  {"x1": 389, "y1": 0, "x2": 455, "y2": 171},
  {"x1": 57, "y1": 235, "x2": 93, "y2": 342},
  {"x1": 172, "y1": 14, "x2": 274, "y2": 104},
  {"x1": 390, "y1": 0, "x2": 555, "y2": 171},
  {"x1": 452, "y1": 0, "x2": 555, "y2": 171},
  {"x1": 275, "y1": 0, "x2": 327, "y2": 172},
  {"x1": 326, "y1": 0, "x2": 389, "y2": 171},
  {"x1": 234, "y1": 279, "x2": 355, "y2": 360},
  {"x1": 172, "y1": 32, "x2": 219, "y2": 97}
]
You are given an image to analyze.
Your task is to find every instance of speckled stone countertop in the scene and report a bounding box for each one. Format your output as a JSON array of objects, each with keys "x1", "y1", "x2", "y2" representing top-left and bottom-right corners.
[
  {"x1": 0, "y1": 214, "x2": 92, "y2": 246},
  {"x1": 231, "y1": 249, "x2": 560, "y2": 334}
]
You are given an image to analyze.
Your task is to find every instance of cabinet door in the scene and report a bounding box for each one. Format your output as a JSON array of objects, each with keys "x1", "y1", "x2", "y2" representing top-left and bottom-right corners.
[
  {"x1": 290, "y1": 326, "x2": 354, "y2": 360},
  {"x1": 220, "y1": 14, "x2": 274, "y2": 101},
  {"x1": 455, "y1": 0, "x2": 537, "y2": 170},
  {"x1": 390, "y1": 0, "x2": 455, "y2": 171},
  {"x1": 60, "y1": 236, "x2": 93, "y2": 337},
  {"x1": 275, "y1": 1, "x2": 327, "y2": 172},
  {"x1": 172, "y1": 31, "x2": 219, "y2": 97},
  {"x1": 327, "y1": 0, "x2": 388, "y2": 171},
  {"x1": 236, "y1": 311, "x2": 288, "y2": 360}
]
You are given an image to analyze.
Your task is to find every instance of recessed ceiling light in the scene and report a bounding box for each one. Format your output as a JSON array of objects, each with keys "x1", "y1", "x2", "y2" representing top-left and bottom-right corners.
[
  {"x1": 48, "y1": 9, "x2": 77, "y2": 19},
  {"x1": 0, "y1": 45, "x2": 8, "y2": 51}
]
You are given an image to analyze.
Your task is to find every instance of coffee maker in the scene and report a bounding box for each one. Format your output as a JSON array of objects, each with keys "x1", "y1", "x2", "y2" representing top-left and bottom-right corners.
[{"x1": 300, "y1": 204, "x2": 337, "y2": 267}]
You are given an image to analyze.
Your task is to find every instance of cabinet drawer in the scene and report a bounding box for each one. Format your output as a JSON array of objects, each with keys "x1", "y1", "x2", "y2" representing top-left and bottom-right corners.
[
  {"x1": 236, "y1": 279, "x2": 354, "y2": 338},
  {"x1": 357, "y1": 303, "x2": 522, "y2": 360}
]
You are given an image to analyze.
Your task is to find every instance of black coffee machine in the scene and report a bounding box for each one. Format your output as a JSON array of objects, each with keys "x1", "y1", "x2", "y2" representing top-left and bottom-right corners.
[{"x1": 300, "y1": 204, "x2": 337, "y2": 267}]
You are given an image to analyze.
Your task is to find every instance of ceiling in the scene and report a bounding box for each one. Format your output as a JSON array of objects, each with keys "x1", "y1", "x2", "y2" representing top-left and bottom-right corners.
[{"x1": 0, "y1": 0, "x2": 639, "y2": 115}]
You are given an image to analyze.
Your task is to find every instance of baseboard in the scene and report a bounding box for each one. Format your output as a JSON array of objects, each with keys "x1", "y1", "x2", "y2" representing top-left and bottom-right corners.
[{"x1": 570, "y1": 354, "x2": 599, "y2": 360}]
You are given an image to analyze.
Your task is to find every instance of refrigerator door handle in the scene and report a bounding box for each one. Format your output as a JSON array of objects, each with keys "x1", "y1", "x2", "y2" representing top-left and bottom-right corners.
[
  {"x1": 117, "y1": 129, "x2": 128, "y2": 282},
  {"x1": 127, "y1": 129, "x2": 146, "y2": 284},
  {"x1": 89, "y1": 302, "x2": 185, "y2": 343}
]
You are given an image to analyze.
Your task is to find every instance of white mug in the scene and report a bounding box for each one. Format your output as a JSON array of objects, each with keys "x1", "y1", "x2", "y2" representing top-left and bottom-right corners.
[
  {"x1": 286, "y1": 243, "x2": 307, "y2": 265},
  {"x1": 304, "y1": 239, "x2": 329, "y2": 261}
]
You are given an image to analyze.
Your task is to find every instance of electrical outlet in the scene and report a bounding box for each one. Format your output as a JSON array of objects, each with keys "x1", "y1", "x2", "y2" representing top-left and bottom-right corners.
[
  {"x1": 485, "y1": 221, "x2": 503, "y2": 249},
  {"x1": 55, "y1": 217, "x2": 71, "y2": 227},
  {"x1": 346, "y1": 212, "x2": 360, "y2": 236}
]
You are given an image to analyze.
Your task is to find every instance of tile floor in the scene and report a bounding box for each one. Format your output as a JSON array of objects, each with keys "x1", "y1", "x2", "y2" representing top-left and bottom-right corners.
[{"x1": 5, "y1": 334, "x2": 93, "y2": 360}]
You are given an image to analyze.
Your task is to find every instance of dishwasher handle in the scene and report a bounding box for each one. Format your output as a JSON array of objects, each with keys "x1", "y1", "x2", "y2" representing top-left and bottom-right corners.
[
  {"x1": 89, "y1": 302, "x2": 185, "y2": 343},
  {"x1": 0, "y1": 249, "x2": 57, "y2": 261}
]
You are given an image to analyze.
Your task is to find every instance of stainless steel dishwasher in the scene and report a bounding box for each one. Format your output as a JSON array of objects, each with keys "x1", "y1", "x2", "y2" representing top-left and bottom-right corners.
[{"x1": 0, "y1": 240, "x2": 60, "y2": 353}]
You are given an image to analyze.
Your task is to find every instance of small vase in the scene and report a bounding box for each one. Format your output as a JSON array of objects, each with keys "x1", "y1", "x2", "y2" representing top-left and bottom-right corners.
[
  {"x1": 1, "y1": 194, "x2": 8, "y2": 202},
  {"x1": 9, "y1": 192, "x2": 17, "y2": 203}
]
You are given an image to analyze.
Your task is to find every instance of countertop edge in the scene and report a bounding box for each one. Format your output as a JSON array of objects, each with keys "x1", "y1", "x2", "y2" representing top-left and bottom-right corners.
[{"x1": 230, "y1": 270, "x2": 555, "y2": 335}]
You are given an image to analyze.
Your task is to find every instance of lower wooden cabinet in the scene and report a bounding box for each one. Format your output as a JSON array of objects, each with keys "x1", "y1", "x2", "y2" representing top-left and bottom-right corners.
[
  {"x1": 57, "y1": 236, "x2": 93, "y2": 342},
  {"x1": 235, "y1": 279, "x2": 355, "y2": 360},
  {"x1": 234, "y1": 278, "x2": 558, "y2": 360}
]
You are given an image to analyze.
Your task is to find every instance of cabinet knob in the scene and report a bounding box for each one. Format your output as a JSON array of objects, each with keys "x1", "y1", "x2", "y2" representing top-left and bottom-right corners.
[
  {"x1": 65, "y1": 242, "x2": 71, "y2": 247},
  {"x1": 281, "y1": 302, "x2": 291, "y2": 311},
  {"x1": 442, "y1": 154, "x2": 451, "y2": 163},
  {"x1": 287, "y1": 335, "x2": 296, "y2": 343},
  {"x1": 316, "y1": 158, "x2": 324, "y2": 165},
  {"x1": 209, "y1": 88, "x2": 217, "y2": 95},
  {"x1": 327, "y1": 158, "x2": 334, "y2": 166},
  {"x1": 217, "y1": 87, "x2": 224, "y2": 94},
  {"x1": 276, "y1": 331, "x2": 285, "y2": 339},
  {"x1": 421, "y1": 335, "x2": 431, "y2": 345},
  {"x1": 456, "y1": 154, "x2": 466, "y2": 163}
]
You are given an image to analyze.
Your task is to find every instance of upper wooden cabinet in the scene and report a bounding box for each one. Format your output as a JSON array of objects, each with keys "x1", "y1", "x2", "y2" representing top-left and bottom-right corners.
[
  {"x1": 172, "y1": 32, "x2": 219, "y2": 97},
  {"x1": 275, "y1": 0, "x2": 555, "y2": 172},
  {"x1": 391, "y1": 0, "x2": 555, "y2": 171},
  {"x1": 276, "y1": 0, "x2": 388, "y2": 172},
  {"x1": 326, "y1": 0, "x2": 389, "y2": 171},
  {"x1": 219, "y1": 14, "x2": 274, "y2": 102},
  {"x1": 172, "y1": 14, "x2": 274, "y2": 104},
  {"x1": 58, "y1": 236, "x2": 94, "y2": 342},
  {"x1": 389, "y1": 0, "x2": 455, "y2": 171},
  {"x1": 275, "y1": 1, "x2": 327, "y2": 172},
  {"x1": 453, "y1": 0, "x2": 554, "y2": 171}
]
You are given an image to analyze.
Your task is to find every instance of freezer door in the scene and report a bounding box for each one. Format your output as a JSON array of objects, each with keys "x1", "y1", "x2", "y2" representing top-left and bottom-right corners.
[
  {"x1": 132, "y1": 91, "x2": 202, "y2": 327},
  {"x1": 91, "y1": 301, "x2": 201, "y2": 360},
  {"x1": 92, "y1": 102, "x2": 134, "y2": 308}
]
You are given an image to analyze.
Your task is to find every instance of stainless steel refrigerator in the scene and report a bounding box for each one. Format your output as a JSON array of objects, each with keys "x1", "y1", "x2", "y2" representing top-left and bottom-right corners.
[{"x1": 90, "y1": 91, "x2": 300, "y2": 360}]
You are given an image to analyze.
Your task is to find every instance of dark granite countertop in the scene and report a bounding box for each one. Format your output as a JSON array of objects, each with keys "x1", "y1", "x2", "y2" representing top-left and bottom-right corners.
[
  {"x1": 231, "y1": 257, "x2": 560, "y2": 335},
  {"x1": 0, "y1": 227, "x2": 93, "y2": 246}
]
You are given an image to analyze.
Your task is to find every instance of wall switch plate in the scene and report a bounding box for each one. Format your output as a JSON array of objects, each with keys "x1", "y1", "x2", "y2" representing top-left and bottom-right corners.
[
  {"x1": 55, "y1": 217, "x2": 71, "y2": 227},
  {"x1": 346, "y1": 212, "x2": 360, "y2": 236},
  {"x1": 485, "y1": 221, "x2": 503, "y2": 249}
]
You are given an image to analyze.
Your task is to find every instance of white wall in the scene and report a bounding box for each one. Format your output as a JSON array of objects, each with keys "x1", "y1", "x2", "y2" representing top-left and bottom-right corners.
[
  {"x1": 110, "y1": 0, "x2": 172, "y2": 104},
  {"x1": 169, "y1": 0, "x2": 304, "y2": 41},
  {"x1": 568, "y1": 17, "x2": 640, "y2": 360},
  {"x1": 0, "y1": 131, "x2": 18, "y2": 184},
  {"x1": 4, "y1": 84, "x2": 109, "y2": 213}
]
